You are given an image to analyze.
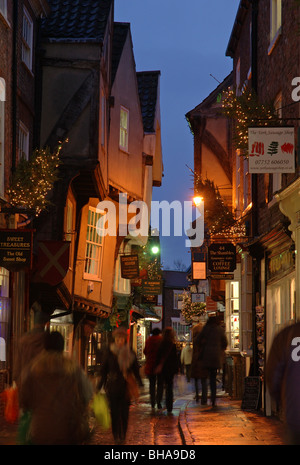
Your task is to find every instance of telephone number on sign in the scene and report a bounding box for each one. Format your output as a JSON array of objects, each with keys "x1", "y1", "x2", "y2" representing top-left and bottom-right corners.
[{"x1": 254, "y1": 159, "x2": 290, "y2": 165}]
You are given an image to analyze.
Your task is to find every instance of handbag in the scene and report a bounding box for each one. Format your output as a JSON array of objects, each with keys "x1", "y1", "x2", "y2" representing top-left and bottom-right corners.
[
  {"x1": 1, "y1": 384, "x2": 19, "y2": 423},
  {"x1": 91, "y1": 392, "x2": 111, "y2": 430},
  {"x1": 125, "y1": 372, "x2": 140, "y2": 401}
]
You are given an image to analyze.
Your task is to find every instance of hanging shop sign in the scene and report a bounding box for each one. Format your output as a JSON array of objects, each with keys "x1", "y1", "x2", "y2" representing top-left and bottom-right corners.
[
  {"x1": 0, "y1": 229, "x2": 33, "y2": 271},
  {"x1": 248, "y1": 127, "x2": 295, "y2": 174},
  {"x1": 36, "y1": 241, "x2": 70, "y2": 286},
  {"x1": 191, "y1": 293, "x2": 205, "y2": 303},
  {"x1": 142, "y1": 279, "x2": 162, "y2": 295},
  {"x1": 192, "y1": 261, "x2": 206, "y2": 280},
  {"x1": 208, "y1": 243, "x2": 236, "y2": 274},
  {"x1": 267, "y1": 248, "x2": 294, "y2": 281},
  {"x1": 120, "y1": 254, "x2": 139, "y2": 279},
  {"x1": 142, "y1": 294, "x2": 158, "y2": 305}
]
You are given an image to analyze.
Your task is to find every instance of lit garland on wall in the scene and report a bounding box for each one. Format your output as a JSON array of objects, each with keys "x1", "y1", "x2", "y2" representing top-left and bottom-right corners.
[
  {"x1": 221, "y1": 88, "x2": 280, "y2": 157},
  {"x1": 7, "y1": 145, "x2": 62, "y2": 216},
  {"x1": 181, "y1": 292, "x2": 206, "y2": 324},
  {"x1": 189, "y1": 168, "x2": 246, "y2": 240}
]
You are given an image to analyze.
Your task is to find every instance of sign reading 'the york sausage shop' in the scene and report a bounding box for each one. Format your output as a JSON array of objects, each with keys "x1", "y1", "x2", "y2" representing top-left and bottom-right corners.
[
  {"x1": 0, "y1": 230, "x2": 33, "y2": 271},
  {"x1": 208, "y1": 243, "x2": 236, "y2": 274}
]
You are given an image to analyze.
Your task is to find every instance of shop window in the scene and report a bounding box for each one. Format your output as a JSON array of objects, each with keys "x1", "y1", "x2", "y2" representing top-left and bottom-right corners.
[
  {"x1": 226, "y1": 281, "x2": 240, "y2": 350},
  {"x1": 171, "y1": 317, "x2": 191, "y2": 342},
  {"x1": 50, "y1": 323, "x2": 73, "y2": 357},
  {"x1": 87, "y1": 332, "x2": 102, "y2": 368},
  {"x1": 84, "y1": 207, "x2": 105, "y2": 280}
]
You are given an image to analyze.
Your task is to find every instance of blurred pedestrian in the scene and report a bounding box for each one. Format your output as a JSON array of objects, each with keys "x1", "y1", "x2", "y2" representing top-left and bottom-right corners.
[
  {"x1": 13, "y1": 310, "x2": 49, "y2": 391},
  {"x1": 181, "y1": 342, "x2": 193, "y2": 382},
  {"x1": 191, "y1": 323, "x2": 208, "y2": 403},
  {"x1": 155, "y1": 327, "x2": 179, "y2": 413},
  {"x1": 197, "y1": 316, "x2": 227, "y2": 407},
  {"x1": 97, "y1": 326, "x2": 143, "y2": 445},
  {"x1": 266, "y1": 322, "x2": 300, "y2": 445},
  {"x1": 19, "y1": 331, "x2": 93, "y2": 445},
  {"x1": 143, "y1": 328, "x2": 163, "y2": 410}
]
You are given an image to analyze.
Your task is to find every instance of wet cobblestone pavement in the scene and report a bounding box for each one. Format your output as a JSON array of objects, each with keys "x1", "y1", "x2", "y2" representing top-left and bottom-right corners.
[{"x1": 0, "y1": 376, "x2": 285, "y2": 446}]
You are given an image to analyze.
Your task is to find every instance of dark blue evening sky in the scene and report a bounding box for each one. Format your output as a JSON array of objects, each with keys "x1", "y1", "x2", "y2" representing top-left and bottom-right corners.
[{"x1": 114, "y1": 1, "x2": 240, "y2": 270}]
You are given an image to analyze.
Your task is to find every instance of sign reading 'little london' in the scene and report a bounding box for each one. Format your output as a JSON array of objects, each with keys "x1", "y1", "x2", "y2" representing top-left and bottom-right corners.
[{"x1": 0, "y1": 230, "x2": 32, "y2": 271}]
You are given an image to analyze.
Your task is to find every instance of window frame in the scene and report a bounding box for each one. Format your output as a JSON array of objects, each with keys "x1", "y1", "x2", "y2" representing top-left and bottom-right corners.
[
  {"x1": 119, "y1": 106, "x2": 129, "y2": 152},
  {"x1": 83, "y1": 207, "x2": 105, "y2": 281},
  {"x1": 269, "y1": 0, "x2": 282, "y2": 54},
  {"x1": 22, "y1": 7, "x2": 34, "y2": 71},
  {"x1": 0, "y1": 0, "x2": 7, "y2": 19},
  {"x1": 18, "y1": 121, "x2": 30, "y2": 162}
]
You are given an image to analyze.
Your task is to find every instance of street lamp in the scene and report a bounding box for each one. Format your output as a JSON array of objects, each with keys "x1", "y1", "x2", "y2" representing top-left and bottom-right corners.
[
  {"x1": 193, "y1": 195, "x2": 204, "y2": 207},
  {"x1": 151, "y1": 245, "x2": 160, "y2": 255}
]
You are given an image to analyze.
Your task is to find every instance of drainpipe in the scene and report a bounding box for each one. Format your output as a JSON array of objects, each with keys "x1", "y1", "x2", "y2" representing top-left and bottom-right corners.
[
  {"x1": 251, "y1": 0, "x2": 259, "y2": 377},
  {"x1": 12, "y1": 0, "x2": 18, "y2": 173}
]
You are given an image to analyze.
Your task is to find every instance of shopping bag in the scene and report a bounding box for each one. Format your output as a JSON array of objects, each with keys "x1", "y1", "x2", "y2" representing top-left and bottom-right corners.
[
  {"x1": 126, "y1": 372, "x2": 139, "y2": 401},
  {"x1": 1, "y1": 384, "x2": 19, "y2": 423},
  {"x1": 17, "y1": 411, "x2": 32, "y2": 445},
  {"x1": 91, "y1": 392, "x2": 111, "y2": 430}
]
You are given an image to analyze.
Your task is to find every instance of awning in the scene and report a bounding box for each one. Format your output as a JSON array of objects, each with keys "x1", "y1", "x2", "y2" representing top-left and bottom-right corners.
[{"x1": 130, "y1": 306, "x2": 160, "y2": 322}]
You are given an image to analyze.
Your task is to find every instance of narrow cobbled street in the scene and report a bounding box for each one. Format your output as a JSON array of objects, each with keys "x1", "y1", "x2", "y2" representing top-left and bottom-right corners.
[{"x1": 88, "y1": 376, "x2": 285, "y2": 446}]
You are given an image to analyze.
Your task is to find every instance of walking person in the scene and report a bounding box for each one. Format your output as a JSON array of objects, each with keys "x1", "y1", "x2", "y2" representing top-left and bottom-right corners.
[
  {"x1": 19, "y1": 331, "x2": 93, "y2": 445},
  {"x1": 155, "y1": 327, "x2": 179, "y2": 413},
  {"x1": 13, "y1": 310, "x2": 50, "y2": 391},
  {"x1": 266, "y1": 321, "x2": 300, "y2": 445},
  {"x1": 97, "y1": 327, "x2": 143, "y2": 445},
  {"x1": 197, "y1": 316, "x2": 227, "y2": 407},
  {"x1": 191, "y1": 324, "x2": 208, "y2": 403},
  {"x1": 143, "y1": 328, "x2": 163, "y2": 410},
  {"x1": 181, "y1": 342, "x2": 193, "y2": 382}
]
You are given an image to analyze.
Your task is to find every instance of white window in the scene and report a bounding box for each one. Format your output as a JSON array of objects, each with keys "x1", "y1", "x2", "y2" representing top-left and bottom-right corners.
[
  {"x1": 173, "y1": 290, "x2": 184, "y2": 310},
  {"x1": 18, "y1": 122, "x2": 29, "y2": 162},
  {"x1": 119, "y1": 106, "x2": 129, "y2": 152},
  {"x1": 0, "y1": 79, "x2": 5, "y2": 197},
  {"x1": 22, "y1": 7, "x2": 33, "y2": 71},
  {"x1": 270, "y1": 0, "x2": 282, "y2": 43},
  {"x1": 0, "y1": 0, "x2": 7, "y2": 18},
  {"x1": 84, "y1": 207, "x2": 105, "y2": 280}
]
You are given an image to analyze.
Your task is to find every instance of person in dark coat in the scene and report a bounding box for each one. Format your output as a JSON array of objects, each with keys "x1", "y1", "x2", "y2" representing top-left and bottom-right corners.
[
  {"x1": 97, "y1": 326, "x2": 143, "y2": 445},
  {"x1": 13, "y1": 310, "x2": 50, "y2": 391},
  {"x1": 19, "y1": 331, "x2": 93, "y2": 445},
  {"x1": 155, "y1": 327, "x2": 179, "y2": 413},
  {"x1": 266, "y1": 322, "x2": 300, "y2": 445},
  {"x1": 191, "y1": 323, "x2": 208, "y2": 403},
  {"x1": 197, "y1": 316, "x2": 227, "y2": 407},
  {"x1": 143, "y1": 328, "x2": 163, "y2": 410}
]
